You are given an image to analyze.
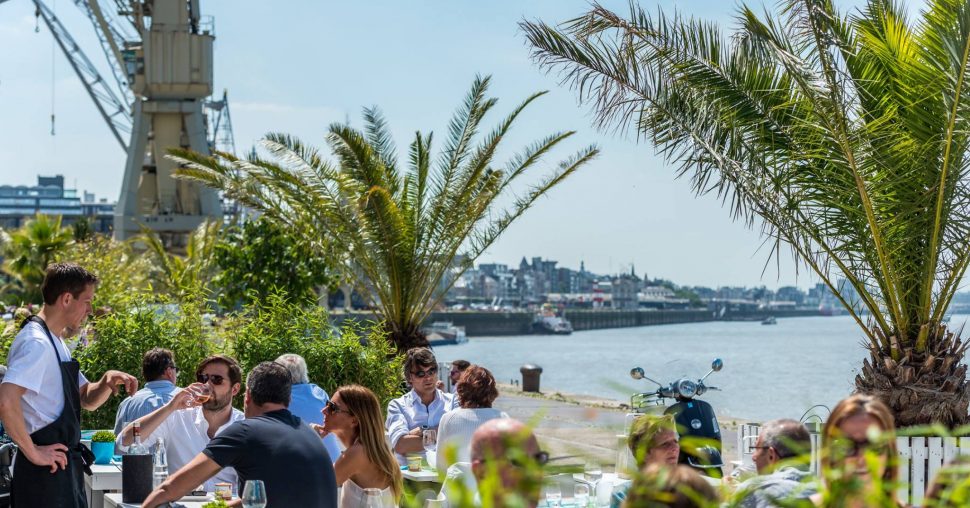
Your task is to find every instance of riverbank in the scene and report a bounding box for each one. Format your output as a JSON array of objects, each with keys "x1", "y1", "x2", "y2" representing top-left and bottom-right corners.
[{"x1": 492, "y1": 383, "x2": 749, "y2": 473}]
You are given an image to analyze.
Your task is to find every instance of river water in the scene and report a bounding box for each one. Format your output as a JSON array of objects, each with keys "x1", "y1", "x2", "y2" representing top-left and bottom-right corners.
[{"x1": 435, "y1": 315, "x2": 970, "y2": 422}]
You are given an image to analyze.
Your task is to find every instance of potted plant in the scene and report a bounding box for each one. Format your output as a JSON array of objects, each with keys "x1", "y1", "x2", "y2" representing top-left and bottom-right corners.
[{"x1": 89, "y1": 430, "x2": 115, "y2": 465}]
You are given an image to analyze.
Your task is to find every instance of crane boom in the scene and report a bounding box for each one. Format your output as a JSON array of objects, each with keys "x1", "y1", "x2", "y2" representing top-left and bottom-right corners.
[
  {"x1": 32, "y1": 0, "x2": 131, "y2": 149},
  {"x1": 72, "y1": 0, "x2": 135, "y2": 110}
]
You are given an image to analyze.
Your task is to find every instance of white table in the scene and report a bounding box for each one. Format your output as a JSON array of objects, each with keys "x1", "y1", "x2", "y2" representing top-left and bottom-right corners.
[
  {"x1": 104, "y1": 492, "x2": 216, "y2": 508},
  {"x1": 402, "y1": 466, "x2": 440, "y2": 483},
  {"x1": 85, "y1": 463, "x2": 123, "y2": 508}
]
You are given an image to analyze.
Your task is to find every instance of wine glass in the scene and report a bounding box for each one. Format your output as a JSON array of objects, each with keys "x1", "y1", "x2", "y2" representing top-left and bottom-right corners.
[
  {"x1": 187, "y1": 384, "x2": 211, "y2": 406},
  {"x1": 584, "y1": 458, "x2": 603, "y2": 484},
  {"x1": 544, "y1": 483, "x2": 562, "y2": 508},
  {"x1": 422, "y1": 428, "x2": 437, "y2": 453},
  {"x1": 241, "y1": 479, "x2": 267, "y2": 508},
  {"x1": 362, "y1": 487, "x2": 385, "y2": 508}
]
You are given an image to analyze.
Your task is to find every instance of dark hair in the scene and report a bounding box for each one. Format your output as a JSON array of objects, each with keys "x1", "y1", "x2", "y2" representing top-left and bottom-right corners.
[
  {"x1": 403, "y1": 347, "x2": 437, "y2": 378},
  {"x1": 41, "y1": 263, "x2": 99, "y2": 305},
  {"x1": 142, "y1": 348, "x2": 174, "y2": 382},
  {"x1": 196, "y1": 355, "x2": 243, "y2": 387},
  {"x1": 247, "y1": 361, "x2": 292, "y2": 406},
  {"x1": 457, "y1": 365, "x2": 498, "y2": 409},
  {"x1": 451, "y1": 360, "x2": 471, "y2": 371}
]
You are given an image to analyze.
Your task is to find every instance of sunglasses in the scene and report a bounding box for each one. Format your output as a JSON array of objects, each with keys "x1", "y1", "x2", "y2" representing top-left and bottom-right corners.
[
  {"x1": 196, "y1": 373, "x2": 226, "y2": 386},
  {"x1": 325, "y1": 400, "x2": 351, "y2": 415},
  {"x1": 832, "y1": 437, "x2": 888, "y2": 458},
  {"x1": 411, "y1": 367, "x2": 438, "y2": 379},
  {"x1": 510, "y1": 451, "x2": 551, "y2": 468},
  {"x1": 168, "y1": 364, "x2": 179, "y2": 373}
]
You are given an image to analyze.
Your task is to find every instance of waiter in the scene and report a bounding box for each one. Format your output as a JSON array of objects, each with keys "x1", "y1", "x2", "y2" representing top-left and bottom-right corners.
[{"x1": 0, "y1": 263, "x2": 138, "y2": 508}]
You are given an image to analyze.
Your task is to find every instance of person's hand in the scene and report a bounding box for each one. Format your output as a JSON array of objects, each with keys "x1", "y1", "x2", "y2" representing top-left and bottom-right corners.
[
  {"x1": 408, "y1": 427, "x2": 424, "y2": 437},
  {"x1": 435, "y1": 380, "x2": 445, "y2": 390},
  {"x1": 24, "y1": 443, "x2": 68, "y2": 473},
  {"x1": 102, "y1": 370, "x2": 138, "y2": 395},
  {"x1": 310, "y1": 423, "x2": 329, "y2": 439},
  {"x1": 169, "y1": 383, "x2": 206, "y2": 410}
]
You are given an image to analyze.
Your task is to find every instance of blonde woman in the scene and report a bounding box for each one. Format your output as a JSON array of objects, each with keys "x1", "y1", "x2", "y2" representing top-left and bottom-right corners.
[{"x1": 314, "y1": 385, "x2": 403, "y2": 507}]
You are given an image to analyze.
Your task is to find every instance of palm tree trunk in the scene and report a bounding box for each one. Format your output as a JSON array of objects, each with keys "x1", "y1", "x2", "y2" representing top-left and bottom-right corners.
[{"x1": 855, "y1": 324, "x2": 970, "y2": 427}]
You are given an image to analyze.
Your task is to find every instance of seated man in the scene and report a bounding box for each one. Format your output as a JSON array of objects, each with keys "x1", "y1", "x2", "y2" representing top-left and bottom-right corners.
[
  {"x1": 385, "y1": 347, "x2": 457, "y2": 464},
  {"x1": 113, "y1": 348, "x2": 181, "y2": 437},
  {"x1": 732, "y1": 418, "x2": 816, "y2": 508},
  {"x1": 469, "y1": 418, "x2": 546, "y2": 508},
  {"x1": 118, "y1": 355, "x2": 244, "y2": 492},
  {"x1": 612, "y1": 414, "x2": 680, "y2": 508},
  {"x1": 141, "y1": 361, "x2": 338, "y2": 508},
  {"x1": 275, "y1": 353, "x2": 342, "y2": 462}
]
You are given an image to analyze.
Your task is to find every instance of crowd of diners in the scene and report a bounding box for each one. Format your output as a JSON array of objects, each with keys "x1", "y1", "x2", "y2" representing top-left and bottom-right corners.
[{"x1": 0, "y1": 263, "x2": 967, "y2": 507}]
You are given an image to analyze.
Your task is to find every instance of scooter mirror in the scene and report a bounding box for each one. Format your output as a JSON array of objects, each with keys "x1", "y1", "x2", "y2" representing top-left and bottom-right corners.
[
  {"x1": 712, "y1": 358, "x2": 724, "y2": 372},
  {"x1": 630, "y1": 367, "x2": 645, "y2": 380}
]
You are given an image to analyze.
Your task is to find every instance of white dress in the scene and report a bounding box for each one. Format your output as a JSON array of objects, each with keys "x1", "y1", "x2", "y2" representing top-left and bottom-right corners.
[
  {"x1": 340, "y1": 478, "x2": 397, "y2": 508},
  {"x1": 435, "y1": 408, "x2": 508, "y2": 472}
]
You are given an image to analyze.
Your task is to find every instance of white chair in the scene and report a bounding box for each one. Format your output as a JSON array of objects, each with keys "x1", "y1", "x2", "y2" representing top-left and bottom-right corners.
[{"x1": 438, "y1": 462, "x2": 477, "y2": 508}]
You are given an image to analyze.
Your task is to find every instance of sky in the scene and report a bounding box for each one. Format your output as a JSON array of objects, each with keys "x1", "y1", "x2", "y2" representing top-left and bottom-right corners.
[{"x1": 0, "y1": 0, "x2": 889, "y2": 290}]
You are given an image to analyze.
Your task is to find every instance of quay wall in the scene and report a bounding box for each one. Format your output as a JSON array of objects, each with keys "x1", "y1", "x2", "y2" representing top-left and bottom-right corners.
[{"x1": 331, "y1": 308, "x2": 823, "y2": 337}]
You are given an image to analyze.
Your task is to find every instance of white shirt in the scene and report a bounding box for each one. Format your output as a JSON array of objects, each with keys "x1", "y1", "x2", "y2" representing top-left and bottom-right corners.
[
  {"x1": 435, "y1": 408, "x2": 508, "y2": 471},
  {"x1": 385, "y1": 389, "x2": 457, "y2": 464},
  {"x1": 2, "y1": 321, "x2": 89, "y2": 433},
  {"x1": 117, "y1": 405, "x2": 244, "y2": 492}
]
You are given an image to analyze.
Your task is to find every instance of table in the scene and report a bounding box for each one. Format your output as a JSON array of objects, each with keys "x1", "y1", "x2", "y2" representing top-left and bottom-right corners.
[
  {"x1": 104, "y1": 492, "x2": 215, "y2": 508},
  {"x1": 85, "y1": 463, "x2": 123, "y2": 508},
  {"x1": 402, "y1": 467, "x2": 440, "y2": 483}
]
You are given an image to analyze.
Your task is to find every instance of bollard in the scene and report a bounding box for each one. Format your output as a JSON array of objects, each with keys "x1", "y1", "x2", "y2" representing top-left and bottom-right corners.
[{"x1": 519, "y1": 364, "x2": 543, "y2": 393}]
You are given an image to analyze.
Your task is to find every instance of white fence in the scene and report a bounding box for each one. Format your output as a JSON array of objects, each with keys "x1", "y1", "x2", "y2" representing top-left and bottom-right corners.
[{"x1": 737, "y1": 423, "x2": 970, "y2": 507}]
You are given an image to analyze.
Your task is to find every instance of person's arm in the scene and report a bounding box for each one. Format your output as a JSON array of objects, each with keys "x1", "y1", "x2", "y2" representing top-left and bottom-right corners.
[
  {"x1": 0, "y1": 383, "x2": 67, "y2": 473},
  {"x1": 141, "y1": 453, "x2": 222, "y2": 508},
  {"x1": 79, "y1": 370, "x2": 138, "y2": 411},
  {"x1": 119, "y1": 385, "x2": 202, "y2": 446},
  {"x1": 386, "y1": 400, "x2": 423, "y2": 455}
]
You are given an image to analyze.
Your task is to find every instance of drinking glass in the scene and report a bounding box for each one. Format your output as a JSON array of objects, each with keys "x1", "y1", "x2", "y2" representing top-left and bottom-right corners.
[
  {"x1": 422, "y1": 428, "x2": 437, "y2": 453},
  {"x1": 187, "y1": 384, "x2": 211, "y2": 405},
  {"x1": 584, "y1": 458, "x2": 603, "y2": 484},
  {"x1": 575, "y1": 484, "x2": 590, "y2": 507},
  {"x1": 362, "y1": 487, "x2": 385, "y2": 508},
  {"x1": 423, "y1": 499, "x2": 447, "y2": 508},
  {"x1": 544, "y1": 483, "x2": 562, "y2": 508},
  {"x1": 241, "y1": 479, "x2": 267, "y2": 508},
  {"x1": 594, "y1": 479, "x2": 614, "y2": 507}
]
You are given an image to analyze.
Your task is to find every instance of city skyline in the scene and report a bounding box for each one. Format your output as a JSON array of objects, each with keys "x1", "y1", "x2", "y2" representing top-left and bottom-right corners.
[{"x1": 0, "y1": 0, "x2": 890, "y2": 290}]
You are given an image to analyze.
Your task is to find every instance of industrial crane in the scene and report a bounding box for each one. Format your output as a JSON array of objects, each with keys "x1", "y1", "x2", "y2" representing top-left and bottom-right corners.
[{"x1": 1, "y1": 0, "x2": 236, "y2": 248}]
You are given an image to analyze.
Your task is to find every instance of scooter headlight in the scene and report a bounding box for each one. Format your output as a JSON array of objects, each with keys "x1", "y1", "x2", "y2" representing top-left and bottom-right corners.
[{"x1": 677, "y1": 379, "x2": 697, "y2": 398}]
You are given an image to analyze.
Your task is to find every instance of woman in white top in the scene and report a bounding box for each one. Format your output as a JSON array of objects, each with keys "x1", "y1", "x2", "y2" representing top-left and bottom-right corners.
[
  {"x1": 435, "y1": 365, "x2": 508, "y2": 471},
  {"x1": 313, "y1": 384, "x2": 403, "y2": 508}
]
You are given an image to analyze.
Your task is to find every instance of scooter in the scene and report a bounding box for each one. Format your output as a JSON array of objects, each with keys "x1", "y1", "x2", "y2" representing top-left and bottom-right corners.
[{"x1": 628, "y1": 358, "x2": 724, "y2": 478}]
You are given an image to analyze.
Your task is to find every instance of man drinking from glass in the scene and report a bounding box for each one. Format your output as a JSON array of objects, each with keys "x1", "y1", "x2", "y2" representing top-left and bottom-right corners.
[
  {"x1": 117, "y1": 355, "x2": 244, "y2": 493},
  {"x1": 385, "y1": 348, "x2": 457, "y2": 464}
]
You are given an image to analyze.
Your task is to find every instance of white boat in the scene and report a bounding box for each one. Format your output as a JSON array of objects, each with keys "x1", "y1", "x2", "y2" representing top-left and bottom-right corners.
[
  {"x1": 423, "y1": 322, "x2": 468, "y2": 346},
  {"x1": 532, "y1": 304, "x2": 573, "y2": 335},
  {"x1": 761, "y1": 316, "x2": 777, "y2": 325}
]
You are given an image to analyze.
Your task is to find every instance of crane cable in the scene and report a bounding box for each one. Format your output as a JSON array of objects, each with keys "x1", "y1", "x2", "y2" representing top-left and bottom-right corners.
[{"x1": 50, "y1": 0, "x2": 56, "y2": 136}]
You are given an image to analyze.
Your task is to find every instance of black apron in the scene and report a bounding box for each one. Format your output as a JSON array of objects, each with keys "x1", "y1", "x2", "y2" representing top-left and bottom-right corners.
[{"x1": 11, "y1": 316, "x2": 89, "y2": 508}]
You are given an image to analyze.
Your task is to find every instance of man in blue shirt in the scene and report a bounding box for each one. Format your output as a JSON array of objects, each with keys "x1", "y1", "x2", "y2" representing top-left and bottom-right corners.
[
  {"x1": 275, "y1": 353, "x2": 342, "y2": 462},
  {"x1": 113, "y1": 348, "x2": 180, "y2": 439}
]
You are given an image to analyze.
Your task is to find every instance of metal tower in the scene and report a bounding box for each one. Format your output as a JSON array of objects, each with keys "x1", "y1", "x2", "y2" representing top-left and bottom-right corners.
[{"x1": 4, "y1": 0, "x2": 231, "y2": 249}]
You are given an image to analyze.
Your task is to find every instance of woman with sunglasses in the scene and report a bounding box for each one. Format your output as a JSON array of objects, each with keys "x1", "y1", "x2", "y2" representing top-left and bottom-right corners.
[
  {"x1": 385, "y1": 348, "x2": 458, "y2": 465},
  {"x1": 314, "y1": 385, "x2": 402, "y2": 507},
  {"x1": 811, "y1": 394, "x2": 900, "y2": 507}
]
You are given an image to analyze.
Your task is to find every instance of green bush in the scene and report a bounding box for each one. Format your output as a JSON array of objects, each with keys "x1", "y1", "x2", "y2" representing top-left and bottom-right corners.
[
  {"x1": 221, "y1": 292, "x2": 403, "y2": 408},
  {"x1": 75, "y1": 301, "x2": 213, "y2": 429},
  {"x1": 91, "y1": 430, "x2": 115, "y2": 443}
]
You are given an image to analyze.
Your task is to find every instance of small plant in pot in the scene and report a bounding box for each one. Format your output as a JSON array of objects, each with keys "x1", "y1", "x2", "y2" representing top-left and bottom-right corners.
[{"x1": 90, "y1": 430, "x2": 116, "y2": 465}]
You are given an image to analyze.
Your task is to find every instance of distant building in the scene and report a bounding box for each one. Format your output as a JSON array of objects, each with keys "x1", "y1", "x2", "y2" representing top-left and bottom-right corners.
[{"x1": 0, "y1": 175, "x2": 115, "y2": 233}]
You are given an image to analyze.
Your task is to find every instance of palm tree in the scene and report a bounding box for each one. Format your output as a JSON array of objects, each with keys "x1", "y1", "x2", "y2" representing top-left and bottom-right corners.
[
  {"x1": 1, "y1": 214, "x2": 73, "y2": 304},
  {"x1": 169, "y1": 76, "x2": 598, "y2": 351},
  {"x1": 523, "y1": 0, "x2": 970, "y2": 426},
  {"x1": 141, "y1": 220, "x2": 222, "y2": 304}
]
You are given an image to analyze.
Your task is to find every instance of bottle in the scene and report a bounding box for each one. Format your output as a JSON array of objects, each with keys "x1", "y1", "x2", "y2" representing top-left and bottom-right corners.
[
  {"x1": 153, "y1": 437, "x2": 168, "y2": 488},
  {"x1": 127, "y1": 422, "x2": 149, "y2": 455}
]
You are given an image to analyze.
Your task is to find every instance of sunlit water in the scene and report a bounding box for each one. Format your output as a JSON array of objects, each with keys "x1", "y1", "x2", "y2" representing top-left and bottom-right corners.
[{"x1": 435, "y1": 315, "x2": 970, "y2": 422}]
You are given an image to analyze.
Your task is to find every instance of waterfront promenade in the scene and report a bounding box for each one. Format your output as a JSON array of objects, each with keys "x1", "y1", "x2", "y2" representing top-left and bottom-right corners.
[{"x1": 492, "y1": 384, "x2": 744, "y2": 472}]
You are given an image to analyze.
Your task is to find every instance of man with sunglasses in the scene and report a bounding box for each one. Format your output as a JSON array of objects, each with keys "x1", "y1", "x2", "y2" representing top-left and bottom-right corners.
[
  {"x1": 112, "y1": 348, "x2": 181, "y2": 440},
  {"x1": 470, "y1": 418, "x2": 547, "y2": 508},
  {"x1": 385, "y1": 347, "x2": 458, "y2": 464},
  {"x1": 117, "y1": 355, "x2": 244, "y2": 493}
]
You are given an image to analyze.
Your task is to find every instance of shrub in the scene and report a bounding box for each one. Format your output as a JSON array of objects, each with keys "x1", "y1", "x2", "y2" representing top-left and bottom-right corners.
[
  {"x1": 91, "y1": 430, "x2": 115, "y2": 443},
  {"x1": 220, "y1": 291, "x2": 403, "y2": 408}
]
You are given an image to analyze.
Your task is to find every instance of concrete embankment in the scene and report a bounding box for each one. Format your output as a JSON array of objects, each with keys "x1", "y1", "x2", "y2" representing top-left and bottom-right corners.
[
  {"x1": 331, "y1": 308, "x2": 823, "y2": 336},
  {"x1": 492, "y1": 384, "x2": 747, "y2": 473}
]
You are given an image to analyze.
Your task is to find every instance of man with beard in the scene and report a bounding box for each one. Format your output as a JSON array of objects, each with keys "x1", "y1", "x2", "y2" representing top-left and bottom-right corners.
[
  {"x1": 0, "y1": 263, "x2": 139, "y2": 508},
  {"x1": 118, "y1": 355, "x2": 244, "y2": 493}
]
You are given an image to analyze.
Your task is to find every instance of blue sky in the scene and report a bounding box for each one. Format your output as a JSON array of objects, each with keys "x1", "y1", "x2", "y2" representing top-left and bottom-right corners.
[{"x1": 0, "y1": 0, "x2": 888, "y2": 289}]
